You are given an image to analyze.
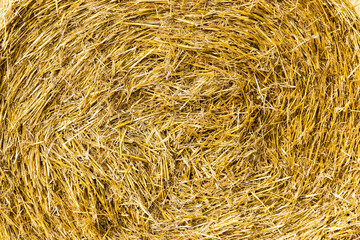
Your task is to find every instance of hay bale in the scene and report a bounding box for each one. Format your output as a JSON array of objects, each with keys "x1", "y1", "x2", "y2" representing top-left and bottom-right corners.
[{"x1": 1, "y1": 0, "x2": 360, "y2": 239}]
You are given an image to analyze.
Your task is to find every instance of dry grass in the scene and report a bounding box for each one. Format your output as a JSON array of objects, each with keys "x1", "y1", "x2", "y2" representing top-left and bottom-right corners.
[
  {"x1": 0, "y1": 0, "x2": 12, "y2": 28},
  {"x1": 1, "y1": 0, "x2": 360, "y2": 239},
  {"x1": 351, "y1": 0, "x2": 360, "y2": 13}
]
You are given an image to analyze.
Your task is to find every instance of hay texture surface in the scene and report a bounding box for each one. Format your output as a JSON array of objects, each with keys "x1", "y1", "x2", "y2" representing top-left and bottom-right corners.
[{"x1": 1, "y1": 0, "x2": 360, "y2": 239}]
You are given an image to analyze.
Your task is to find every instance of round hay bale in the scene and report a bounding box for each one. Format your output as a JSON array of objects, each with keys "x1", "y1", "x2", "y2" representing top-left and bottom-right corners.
[{"x1": 1, "y1": 0, "x2": 360, "y2": 239}]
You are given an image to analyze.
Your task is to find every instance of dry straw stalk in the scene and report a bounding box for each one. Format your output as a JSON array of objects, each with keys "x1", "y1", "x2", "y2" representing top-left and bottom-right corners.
[{"x1": 1, "y1": 0, "x2": 360, "y2": 239}]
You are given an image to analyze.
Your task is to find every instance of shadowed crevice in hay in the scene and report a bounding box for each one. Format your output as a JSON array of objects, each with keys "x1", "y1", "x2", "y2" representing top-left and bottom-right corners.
[{"x1": 1, "y1": 0, "x2": 360, "y2": 239}]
